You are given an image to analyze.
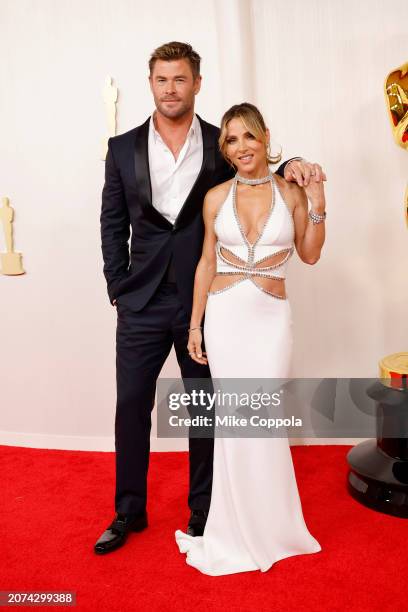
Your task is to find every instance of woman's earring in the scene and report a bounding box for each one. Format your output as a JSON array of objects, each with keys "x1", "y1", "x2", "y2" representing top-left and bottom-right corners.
[{"x1": 268, "y1": 141, "x2": 282, "y2": 164}]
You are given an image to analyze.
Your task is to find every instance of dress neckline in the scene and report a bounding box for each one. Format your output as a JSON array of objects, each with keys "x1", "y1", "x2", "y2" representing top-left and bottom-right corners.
[{"x1": 232, "y1": 175, "x2": 276, "y2": 249}]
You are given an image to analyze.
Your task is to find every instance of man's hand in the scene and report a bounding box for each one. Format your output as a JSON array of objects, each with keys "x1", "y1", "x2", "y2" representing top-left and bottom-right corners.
[{"x1": 284, "y1": 159, "x2": 327, "y2": 187}]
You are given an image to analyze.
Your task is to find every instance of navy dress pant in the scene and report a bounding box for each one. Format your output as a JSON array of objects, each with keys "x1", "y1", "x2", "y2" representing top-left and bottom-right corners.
[{"x1": 114, "y1": 279, "x2": 213, "y2": 515}]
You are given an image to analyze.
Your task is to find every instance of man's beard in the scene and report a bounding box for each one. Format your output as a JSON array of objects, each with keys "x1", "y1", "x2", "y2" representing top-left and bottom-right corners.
[{"x1": 156, "y1": 98, "x2": 192, "y2": 119}]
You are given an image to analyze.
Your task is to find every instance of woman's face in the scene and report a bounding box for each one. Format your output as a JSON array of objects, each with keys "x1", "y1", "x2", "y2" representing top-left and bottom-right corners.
[{"x1": 224, "y1": 117, "x2": 269, "y2": 174}]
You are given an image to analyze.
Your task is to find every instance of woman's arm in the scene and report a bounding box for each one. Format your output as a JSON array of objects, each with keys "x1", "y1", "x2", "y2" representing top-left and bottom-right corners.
[
  {"x1": 292, "y1": 179, "x2": 326, "y2": 264},
  {"x1": 187, "y1": 187, "x2": 224, "y2": 364}
]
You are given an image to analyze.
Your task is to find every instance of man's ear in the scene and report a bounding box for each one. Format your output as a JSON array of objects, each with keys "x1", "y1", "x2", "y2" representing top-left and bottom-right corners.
[{"x1": 194, "y1": 75, "x2": 202, "y2": 95}]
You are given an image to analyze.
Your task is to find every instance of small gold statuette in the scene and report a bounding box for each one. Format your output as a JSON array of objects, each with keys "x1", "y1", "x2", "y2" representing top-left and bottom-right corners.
[
  {"x1": 101, "y1": 75, "x2": 118, "y2": 161},
  {"x1": 379, "y1": 352, "x2": 408, "y2": 390},
  {"x1": 384, "y1": 62, "x2": 408, "y2": 226},
  {"x1": 385, "y1": 63, "x2": 408, "y2": 149},
  {"x1": 0, "y1": 197, "x2": 25, "y2": 275}
]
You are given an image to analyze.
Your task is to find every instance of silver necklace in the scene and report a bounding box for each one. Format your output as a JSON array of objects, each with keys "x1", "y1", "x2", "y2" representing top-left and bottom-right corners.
[{"x1": 236, "y1": 171, "x2": 273, "y2": 186}]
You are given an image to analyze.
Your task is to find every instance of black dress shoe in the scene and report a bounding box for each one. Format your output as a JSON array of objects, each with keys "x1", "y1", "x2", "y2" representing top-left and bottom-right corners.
[
  {"x1": 187, "y1": 509, "x2": 209, "y2": 537},
  {"x1": 94, "y1": 512, "x2": 148, "y2": 555}
]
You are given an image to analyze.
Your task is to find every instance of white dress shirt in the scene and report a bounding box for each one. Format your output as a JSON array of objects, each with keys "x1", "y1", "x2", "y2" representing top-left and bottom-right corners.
[{"x1": 148, "y1": 113, "x2": 203, "y2": 225}]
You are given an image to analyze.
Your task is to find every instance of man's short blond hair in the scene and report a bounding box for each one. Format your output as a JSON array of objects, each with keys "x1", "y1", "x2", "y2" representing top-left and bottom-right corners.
[{"x1": 149, "y1": 41, "x2": 201, "y2": 79}]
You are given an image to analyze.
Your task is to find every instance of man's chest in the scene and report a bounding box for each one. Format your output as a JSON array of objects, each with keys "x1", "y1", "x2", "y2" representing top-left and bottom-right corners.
[{"x1": 149, "y1": 142, "x2": 203, "y2": 200}]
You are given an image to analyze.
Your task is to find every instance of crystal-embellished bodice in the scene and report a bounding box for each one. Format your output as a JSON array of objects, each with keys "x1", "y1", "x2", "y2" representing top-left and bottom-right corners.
[{"x1": 214, "y1": 175, "x2": 295, "y2": 282}]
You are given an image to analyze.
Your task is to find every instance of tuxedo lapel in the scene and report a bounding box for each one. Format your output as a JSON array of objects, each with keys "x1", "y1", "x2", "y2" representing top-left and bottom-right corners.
[{"x1": 133, "y1": 117, "x2": 172, "y2": 229}]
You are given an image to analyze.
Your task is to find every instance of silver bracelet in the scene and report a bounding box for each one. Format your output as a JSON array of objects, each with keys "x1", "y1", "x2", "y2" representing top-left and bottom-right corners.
[
  {"x1": 308, "y1": 210, "x2": 326, "y2": 224},
  {"x1": 188, "y1": 326, "x2": 202, "y2": 332}
]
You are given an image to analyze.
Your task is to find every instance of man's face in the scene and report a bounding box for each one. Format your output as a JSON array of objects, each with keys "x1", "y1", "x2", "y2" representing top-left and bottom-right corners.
[{"x1": 149, "y1": 59, "x2": 201, "y2": 120}]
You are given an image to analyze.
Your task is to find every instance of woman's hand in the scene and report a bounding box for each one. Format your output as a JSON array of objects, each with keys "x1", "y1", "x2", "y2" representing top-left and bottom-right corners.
[
  {"x1": 304, "y1": 179, "x2": 326, "y2": 212},
  {"x1": 187, "y1": 329, "x2": 208, "y2": 365}
]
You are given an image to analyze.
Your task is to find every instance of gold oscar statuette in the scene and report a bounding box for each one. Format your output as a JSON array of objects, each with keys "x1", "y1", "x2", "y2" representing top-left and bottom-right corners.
[
  {"x1": 384, "y1": 62, "x2": 408, "y2": 225},
  {"x1": 379, "y1": 352, "x2": 408, "y2": 390},
  {"x1": 101, "y1": 75, "x2": 118, "y2": 161},
  {"x1": 0, "y1": 197, "x2": 25, "y2": 275}
]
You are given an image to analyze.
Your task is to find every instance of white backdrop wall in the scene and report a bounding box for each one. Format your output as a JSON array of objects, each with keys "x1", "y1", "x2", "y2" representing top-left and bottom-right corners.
[{"x1": 0, "y1": 0, "x2": 407, "y2": 451}]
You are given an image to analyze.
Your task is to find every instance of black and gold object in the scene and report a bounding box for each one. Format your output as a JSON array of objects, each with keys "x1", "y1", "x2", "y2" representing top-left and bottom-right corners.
[
  {"x1": 384, "y1": 63, "x2": 408, "y2": 225},
  {"x1": 347, "y1": 353, "x2": 408, "y2": 518}
]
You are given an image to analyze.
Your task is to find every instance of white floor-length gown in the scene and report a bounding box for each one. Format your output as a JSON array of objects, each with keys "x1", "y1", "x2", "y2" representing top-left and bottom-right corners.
[{"x1": 175, "y1": 175, "x2": 321, "y2": 575}]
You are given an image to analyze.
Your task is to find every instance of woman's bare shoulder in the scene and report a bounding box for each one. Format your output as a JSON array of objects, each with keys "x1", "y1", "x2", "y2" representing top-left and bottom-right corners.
[
  {"x1": 273, "y1": 173, "x2": 305, "y2": 209},
  {"x1": 204, "y1": 179, "x2": 234, "y2": 213},
  {"x1": 205, "y1": 178, "x2": 234, "y2": 201},
  {"x1": 273, "y1": 172, "x2": 299, "y2": 193}
]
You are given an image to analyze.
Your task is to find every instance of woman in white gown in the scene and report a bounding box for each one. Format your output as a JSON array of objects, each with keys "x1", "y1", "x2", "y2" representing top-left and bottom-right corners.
[{"x1": 175, "y1": 103, "x2": 326, "y2": 576}]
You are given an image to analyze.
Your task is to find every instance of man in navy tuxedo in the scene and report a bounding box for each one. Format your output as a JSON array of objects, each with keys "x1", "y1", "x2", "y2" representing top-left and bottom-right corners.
[{"x1": 95, "y1": 41, "x2": 325, "y2": 554}]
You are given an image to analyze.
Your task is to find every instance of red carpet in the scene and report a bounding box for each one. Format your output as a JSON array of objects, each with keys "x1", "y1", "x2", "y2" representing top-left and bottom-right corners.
[{"x1": 1, "y1": 444, "x2": 406, "y2": 611}]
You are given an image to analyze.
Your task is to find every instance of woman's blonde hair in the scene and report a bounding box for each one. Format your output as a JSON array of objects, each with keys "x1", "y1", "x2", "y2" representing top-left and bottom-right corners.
[{"x1": 218, "y1": 102, "x2": 281, "y2": 167}]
